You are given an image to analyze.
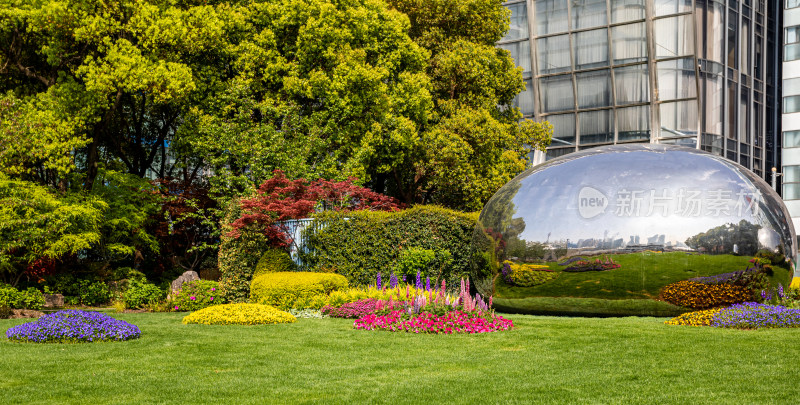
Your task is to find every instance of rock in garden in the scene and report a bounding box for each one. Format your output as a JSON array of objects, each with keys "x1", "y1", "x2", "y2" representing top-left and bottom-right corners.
[
  {"x1": 170, "y1": 271, "x2": 200, "y2": 293},
  {"x1": 43, "y1": 293, "x2": 64, "y2": 308}
]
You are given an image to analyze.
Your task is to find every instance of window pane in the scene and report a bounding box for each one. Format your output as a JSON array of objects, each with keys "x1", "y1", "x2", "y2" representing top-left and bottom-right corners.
[
  {"x1": 547, "y1": 113, "x2": 576, "y2": 145},
  {"x1": 657, "y1": 58, "x2": 697, "y2": 100},
  {"x1": 579, "y1": 110, "x2": 614, "y2": 144},
  {"x1": 741, "y1": 19, "x2": 750, "y2": 76},
  {"x1": 546, "y1": 147, "x2": 576, "y2": 160},
  {"x1": 703, "y1": 74, "x2": 724, "y2": 135},
  {"x1": 789, "y1": 0, "x2": 800, "y2": 9},
  {"x1": 660, "y1": 137, "x2": 697, "y2": 147},
  {"x1": 784, "y1": 78, "x2": 800, "y2": 97},
  {"x1": 513, "y1": 79, "x2": 536, "y2": 116},
  {"x1": 611, "y1": 0, "x2": 645, "y2": 23},
  {"x1": 614, "y1": 64, "x2": 649, "y2": 104},
  {"x1": 655, "y1": 15, "x2": 694, "y2": 58},
  {"x1": 572, "y1": 0, "x2": 607, "y2": 30},
  {"x1": 537, "y1": 35, "x2": 571, "y2": 74},
  {"x1": 612, "y1": 23, "x2": 647, "y2": 64},
  {"x1": 617, "y1": 105, "x2": 650, "y2": 141},
  {"x1": 784, "y1": 183, "x2": 800, "y2": 200},
  {"x1": 502, "y1": 2, "x2": 529, "y2": 41},
  {"x1": 785, "y1": 130, "x2": 800, "y2": 148},
  {"x1": 540, "y1": 74, "x2": 574, "y2": 112},
  {"x1": 786, "y1": 166, "x2": 800, "y2": 183},
  {"x1": 574, "y1": 29, "x2": 609, "y2": 69},
  {"x1": 660, "y1": 100, "x2": 698, "y2": 135},
  {"x1": 727, "y1": 10, "x2": 738, "y2": 68},
  {"x1": 786, "y1": 43, "x2": 800, "y2": 61},
  {"x1": 784, "y1": 95, "x2": 800, "y2": 114},
  {"x1": 536, "y1": 0, "x2": 569, "y2": 35},
  {"x1": 705, "y1": 1, "x2": 725, "y2": 63},
  {"x1": 654, "y1": 0, "x2": 692, "y2": 16},
  {"x1": 575, "y1": 70, "x2": 612, "y2": 108},
  {"x1": 740, "y1": 89, "x2": 750, "y2": 144},
  {"x1": 498, "y1": 41, "x2": 532, "y2": 76},
  {"x1": 786, "y1": 26, "x2": 800, "y2": 44}
]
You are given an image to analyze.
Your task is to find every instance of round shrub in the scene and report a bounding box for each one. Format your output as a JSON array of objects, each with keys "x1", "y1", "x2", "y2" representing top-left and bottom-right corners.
[
  {"x1": 250, "y1": 272, "x2": 348, "y2": 310},
  {"x1": 660, "y1": 280, "x2": 752, "y2": 309},
  {"x1": 169, "y1": 280, "x2": 223, "y2": 311},
  {"x1": 123, "y1": 279, "x2": 164, "y2": 309},
  {"x1": 182, "y1": 303, "x2": 296, "y2": 325},
  {"x1": 254, "y1": 248, "x2": 297, "y2": 278},
  {"x1": 501, "y1": 262, "x2": 558, "y2": 287},
  {"x1": 76, "y1": 280, "x2": 112, "y2": 306},
  {"x1": 6, "y1": 310, "x2": 141, "y2": 343}
]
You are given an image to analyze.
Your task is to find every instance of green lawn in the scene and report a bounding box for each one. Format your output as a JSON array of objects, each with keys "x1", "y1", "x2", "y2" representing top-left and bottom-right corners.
[{"x1": 2, "y1": 312, "x2": 799, "y2": 404}]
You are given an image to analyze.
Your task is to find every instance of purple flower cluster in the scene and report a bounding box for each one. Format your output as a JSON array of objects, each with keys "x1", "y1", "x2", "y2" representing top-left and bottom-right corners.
[
  {"x1": 688, "y1": 266, "x2": 760, "y2": 285},
  {"x1": 711, "y1": 302, "x2": 800, "y2": 329},
  {"x1": 558, "y1": 257, "x2": 586, "y2": 266},
  {"x1": 389, "y1": 272, "x2": 398, "y2": 289},
  {"x1": 321, "y1": 299, "x2": 378, "y2": 319},
  {"x1": 6, "y1": 310, "x2": 141, "y2": 343}
]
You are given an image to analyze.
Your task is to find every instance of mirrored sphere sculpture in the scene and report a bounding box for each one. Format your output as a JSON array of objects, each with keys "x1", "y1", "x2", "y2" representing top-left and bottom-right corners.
[{"x1": 472, "y1": 144, "x2": 798, "y2": 316}]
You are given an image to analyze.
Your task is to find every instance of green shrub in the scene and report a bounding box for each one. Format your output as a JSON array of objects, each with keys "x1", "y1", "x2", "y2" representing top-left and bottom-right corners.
[
  {"x1": 0, "y1": 284, "x2": 44, "y2": 310},
  {"x1": 76, "y1": 280, "x2": 112, "y2": 306},
  {"x1": 250, "y1": 272, "x2": 349, "y2": 310},
  {"x1": 299, "y1": 206, "x2": 478, "y2": 287},
  {"x1": 0, "y1": 306, "x2": 11, "y2": 319},
  {"x1": 217, "y1": 197, "x2": 271, "y2": 303},
  {"x1": 254, "y1": 248, "x2": 297, "y2": 278},
  {"x1": 168, "y1": 280, "x2": 223, "y2": 312},
  {"x1": 395, "y1": 247, "x2": 453, "y2": 280},
  {"x1": 123, "y1": 279, "x2": 164, "y2": 309}
]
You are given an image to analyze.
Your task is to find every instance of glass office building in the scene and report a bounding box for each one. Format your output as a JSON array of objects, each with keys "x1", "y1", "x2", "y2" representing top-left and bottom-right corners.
[
  {"x1": 784, "y1": 0, "x2": 800, "y2": 232},
  {"x1": 499, "y1": 0, "x2": 774, "y2": 178}
]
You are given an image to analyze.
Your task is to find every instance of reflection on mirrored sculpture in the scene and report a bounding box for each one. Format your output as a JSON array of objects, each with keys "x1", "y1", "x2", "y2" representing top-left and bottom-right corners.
[{"x1": 472, "y1": 144, "x2": 797, "y2": 316}]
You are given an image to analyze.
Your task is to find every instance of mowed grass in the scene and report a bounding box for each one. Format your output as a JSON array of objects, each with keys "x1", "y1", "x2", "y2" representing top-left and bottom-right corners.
[{"x1": 2, "y1": 312, "x2": 800, "y2": 404}]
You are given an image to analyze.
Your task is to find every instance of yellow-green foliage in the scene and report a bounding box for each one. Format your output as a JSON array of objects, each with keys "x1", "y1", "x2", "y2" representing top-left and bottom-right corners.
[
  {"x1": 182, "y1": 303, "x2": 296, "y2": 325},
  {"x1": 293, "y1": 285, "x2": 458, "y2": 310},
  {"x1": 665, "y1": 308, "x2": 722, "y2": 327},
  {"x1": 660, "y1": 280, "x2": 752, "y2": 309},
  {"x1": 250, "y1": 272, "x2": 349, "y2": 310},
  {"x1": 253, "y1": 248, "x2": 297, "y2": 278},
  {"x1": 504, "y1": 261, "x2": 559, "y2": 287}
]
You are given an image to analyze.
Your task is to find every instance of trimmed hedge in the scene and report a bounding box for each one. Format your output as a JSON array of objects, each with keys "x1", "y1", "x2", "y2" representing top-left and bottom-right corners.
[
  {"x1": 217, "y1": 197, "x2": 270, "y2": 303},
  {"x1": 299, "y1": 206, "x2": 478, "y2": 287},
  {"x1": 182, "y1": 303, "x2": 296, "y2": 325},
  {"x1": 250, "y1": 272, "x2": 349, "y2": 310},
  {"x1": 254, "y1": 248, "x2": 297, "y2": 279}
]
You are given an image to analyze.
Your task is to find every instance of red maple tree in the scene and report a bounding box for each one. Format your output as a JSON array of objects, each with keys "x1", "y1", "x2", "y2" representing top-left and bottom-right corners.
[{"x1": 228, "y1": 170, "x2": 401, "y2": 248}]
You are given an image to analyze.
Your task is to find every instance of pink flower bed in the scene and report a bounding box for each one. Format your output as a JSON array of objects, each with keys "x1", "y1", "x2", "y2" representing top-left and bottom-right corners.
[{"x1": 354, "y1": 310, "x2": 513, "y2": 334}]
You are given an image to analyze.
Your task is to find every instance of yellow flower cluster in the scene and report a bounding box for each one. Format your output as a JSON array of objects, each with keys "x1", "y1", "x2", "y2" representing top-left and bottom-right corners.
[
  {"x1": 250, "y1": 272, "x2": 349, "y2": 310},
  {"x1": 182, "y1": 303, "x2": 297, "y2": 325},
  {"x1": 504, "y1": 261, "x2": 558, "y2": 287},
  {"x1": 665, "y1": 308, "x2": 722, "y2": 327},
  {"x1": 660, "y1": 280, "x2": 751, "y2": 309}
]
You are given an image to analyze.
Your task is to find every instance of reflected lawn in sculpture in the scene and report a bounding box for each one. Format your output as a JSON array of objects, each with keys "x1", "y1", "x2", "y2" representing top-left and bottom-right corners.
[{"x1": 496, "y1": 252, "x2": 767, "y2": 300}]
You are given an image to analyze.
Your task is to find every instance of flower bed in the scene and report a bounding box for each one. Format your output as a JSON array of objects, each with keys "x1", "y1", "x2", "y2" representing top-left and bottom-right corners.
[
  {"x1": 711, "y1": 303, "x2": 800, "y2": 329},
  {"x1": 321, "y1": 299, "x2": 378, "y2": 319},
  {"x1": 501, "y1": 262, "x2": 558, "y2": 287},
  {"x1": 182, "y1": 303, "x2": 296, "y2": 325},
  {"x1": 562, "y1": 255, "x2": 620, "y2": 272},
  {"x1": 355, "y1": 310, "x2": 513, "y2": 334},
  {"x1": 664, "y1": 308, "x2": 722, "y2": 327},
  {"x1": 6, "y1": 310, "x2": 141, "y2": 343},
  {"x1": 660, "y1": 280, "x2": 752, "y2": 309}
]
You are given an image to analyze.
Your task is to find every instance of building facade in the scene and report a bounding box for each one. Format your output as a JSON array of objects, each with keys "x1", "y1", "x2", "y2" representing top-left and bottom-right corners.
[
  {"x1": 784, "y1": 0, "x2": 800, "y2": 232},
  {"x1": 499, "y1": 0, "x2": 775, "y2": 180}
]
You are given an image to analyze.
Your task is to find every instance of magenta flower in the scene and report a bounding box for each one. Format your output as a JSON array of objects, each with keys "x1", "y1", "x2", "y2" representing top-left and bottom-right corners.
[{"x1": 190, "y1": 296, "x2": 196, "y2": 301}]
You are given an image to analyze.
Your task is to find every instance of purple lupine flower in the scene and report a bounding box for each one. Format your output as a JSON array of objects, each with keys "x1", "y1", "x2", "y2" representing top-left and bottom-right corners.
[
  {"x1": 377, "y1": 272, "x2": 382, "y2": 290},
  {"x1": 779, "y1": 284, "x2": 785, "y2": 299},
  {"x1": 761, "y1": 290, "x2": 767, "y2": 300},
  {"x1": 416, "y1": 271, "x2": 422, "y2": 290},
  {"x1": 390, "y1": 272, "x2": 398, "y2": 289},
  {"x1": 426, "y1": 276, "x2": 431, "y2": 291}
]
